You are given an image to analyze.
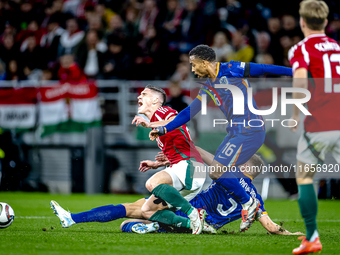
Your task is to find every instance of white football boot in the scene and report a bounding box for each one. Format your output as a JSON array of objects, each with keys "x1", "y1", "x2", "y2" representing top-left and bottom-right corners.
[
  {"x1": 203, "y1": 220, "x2": 217, "y2": 234},
  {"x1": 50, "y1": 200, "x2": 75, "y2": 228},
  {"x1": 131, "y1": 222, "x2": 160, "y2": 234},
  {"x1": 239, "y1": 197, "x2": 261, "y2": 232},
  {"x1": 188, "y1": 208, "x2": 206, "y2": 235}
]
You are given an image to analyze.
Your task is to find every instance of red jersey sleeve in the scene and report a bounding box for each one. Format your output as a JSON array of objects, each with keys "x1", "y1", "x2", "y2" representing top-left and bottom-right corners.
[{"x1": 288, "y1": 43, "x2": 309, "y2": 74}]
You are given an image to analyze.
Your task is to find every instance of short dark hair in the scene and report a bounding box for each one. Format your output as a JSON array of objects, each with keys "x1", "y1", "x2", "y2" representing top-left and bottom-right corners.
[
  {"x1": 248, "y1": 154, "x2": 264, "y2": 178},
  {"x1": 145, "y1": 85, "x2": 167, "y2": 107},
  {"x1": 189, "y1": 45, "x2": 216, "y2": 62}
]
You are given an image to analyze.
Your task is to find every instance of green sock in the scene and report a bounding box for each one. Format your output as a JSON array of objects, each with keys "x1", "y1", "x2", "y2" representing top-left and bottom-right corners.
[
  {"x1": 149, "y1": 210, "x2": 190, "y2": 228},
  {"x1": 152, "y1": 184, "x2": 193, "y2": 215},
  {"x1": 298, "y1": 184, "x2": 318, "y2": 241}
]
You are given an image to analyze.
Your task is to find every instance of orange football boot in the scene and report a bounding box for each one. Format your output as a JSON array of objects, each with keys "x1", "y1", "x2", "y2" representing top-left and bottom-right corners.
[{"x1": 292, "y1": 236, "x2": 322, "y2": 254}]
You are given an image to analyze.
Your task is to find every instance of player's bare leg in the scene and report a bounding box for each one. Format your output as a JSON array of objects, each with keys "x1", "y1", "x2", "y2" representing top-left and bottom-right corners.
[
  {"x1": 143, "y1": 170, "x2": 206, "y2": 234},
  {"x1": 209, "y1": 160, "x2": 260, "y2": 232},
  {"x1": 293, "y1": 161, "x2": 322, "y2": 254}
]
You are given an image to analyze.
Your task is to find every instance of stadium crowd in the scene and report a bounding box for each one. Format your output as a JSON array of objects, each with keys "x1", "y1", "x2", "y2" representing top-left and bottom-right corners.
[{"x1": 0, "y1": 0, "x2": 339, "y2": 82}]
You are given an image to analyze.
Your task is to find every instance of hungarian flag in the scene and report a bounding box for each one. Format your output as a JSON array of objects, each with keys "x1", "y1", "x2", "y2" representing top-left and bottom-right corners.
[
  {"x1": 39, "y1": 83, "x2": 101, "y2": 136},
  {"x1": 0, "y1": 88, "x2": 37, "y2": 132}
]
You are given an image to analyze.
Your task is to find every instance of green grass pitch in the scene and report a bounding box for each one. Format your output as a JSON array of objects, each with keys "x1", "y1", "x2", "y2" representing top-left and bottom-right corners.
[{"x1": 1, "y1": 192, "x2": 339, "y2": 255}]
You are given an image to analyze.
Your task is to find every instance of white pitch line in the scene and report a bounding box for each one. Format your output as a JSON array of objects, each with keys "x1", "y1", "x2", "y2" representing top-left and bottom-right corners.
[
  {"x1": 271, "y1": 219, "x2": 340, "y2": 222},
  {"x1": 16, "y1": 216, "x2": 340, "y2": 222},
  {"x1": 17, "y1": 216, "x2": 55, "y2": 219}
]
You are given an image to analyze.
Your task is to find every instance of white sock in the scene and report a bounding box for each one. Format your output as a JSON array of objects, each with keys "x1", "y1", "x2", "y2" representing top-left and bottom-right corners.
[
  {"x1": 241, "y1": 197, "x2": 253, "y2": 210},
  {"x1": 309, "y1": 230, "x2": 319, "y2": 242},
  {"x1": 188, "y1": 207, "x2": 198, "y2": 220}
]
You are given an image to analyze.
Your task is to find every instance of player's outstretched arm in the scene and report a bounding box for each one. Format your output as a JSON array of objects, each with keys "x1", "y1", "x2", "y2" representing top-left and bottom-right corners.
[
  {"x1": 258, "y1": 214, "x2": 304, "y2": 235},
  {"x1": 149, "y1": 98, "x2": 202, "y2": 138},
  {"x1": 247, "y1": 62, "x2": 293, "y2": 76}
]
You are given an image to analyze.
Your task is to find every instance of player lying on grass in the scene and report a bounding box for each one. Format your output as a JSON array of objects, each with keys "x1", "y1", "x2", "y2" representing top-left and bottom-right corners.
[
  {"x1": 131, "y1": 85, "x2": 207, "y2": 234},
  {"x1": 50, "y1": 147, "x2": 303, "y2": 236},
  {"x1": 149, "y1": 45, "x2": 293, "y2": 232}
]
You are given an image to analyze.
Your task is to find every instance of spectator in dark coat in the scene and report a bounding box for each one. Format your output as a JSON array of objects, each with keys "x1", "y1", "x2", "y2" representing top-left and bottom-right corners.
[
  {"x1": 76, "y1": 30, "x2": 105, "y2": 79},
  {"x1": 103, "y1": 36, "x2": 131, "y2": 79}
]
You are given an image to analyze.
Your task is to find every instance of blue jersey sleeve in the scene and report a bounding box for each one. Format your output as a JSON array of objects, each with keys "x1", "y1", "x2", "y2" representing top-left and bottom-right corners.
[
  {"x1": 226, "y1": 61, "x2": 246, "y2": 78},
  {"x1": 164, "y1": 97, "x2": 202, "y2": 133},
  {"x1": 246, "y1": 63, "x2": 292, "y2": 76}
]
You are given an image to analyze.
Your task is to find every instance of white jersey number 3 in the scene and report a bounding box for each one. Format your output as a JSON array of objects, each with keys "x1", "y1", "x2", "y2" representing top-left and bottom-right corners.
[{"x1": 217, "y1": 198, "x2": 237, "y2": 217}]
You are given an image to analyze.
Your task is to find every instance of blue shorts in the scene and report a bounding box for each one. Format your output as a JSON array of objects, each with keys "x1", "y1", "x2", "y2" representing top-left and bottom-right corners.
[{"x1": 214, "y1": 131, "x2": 265, "y2": 167}]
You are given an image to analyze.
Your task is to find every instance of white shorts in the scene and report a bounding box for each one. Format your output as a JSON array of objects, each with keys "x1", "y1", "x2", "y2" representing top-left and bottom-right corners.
[
  {"x1": 297, "y1": 130, "x2": 340, "y2": 164},
  {"x1": 163, "y1": 160, "x2": 206, "y2": 202}
]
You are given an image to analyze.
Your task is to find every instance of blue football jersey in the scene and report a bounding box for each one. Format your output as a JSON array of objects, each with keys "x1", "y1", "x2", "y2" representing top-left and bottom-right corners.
[
  {"x1": 198, "y1": 61, "x2": 265, "y2": 135},
  {"x1": 176, "y1": 172, "x2": 266, "y2": 230}
]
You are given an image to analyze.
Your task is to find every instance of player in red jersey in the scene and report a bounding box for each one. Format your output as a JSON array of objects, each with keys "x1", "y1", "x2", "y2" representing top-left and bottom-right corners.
[
  {"x1": 288, "y1": 0, "x2": 340, "y2": 254},
  {"x1": 132, "y1": 85, "x2": 206, "y2": 234}
]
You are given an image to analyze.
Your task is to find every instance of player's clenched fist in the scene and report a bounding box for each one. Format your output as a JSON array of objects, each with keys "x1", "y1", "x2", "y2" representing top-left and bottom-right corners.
[
  {"x1": 139, "y1": 160, "x2": 159, "y2": 172},
  {"x1": 132, "y1": 115, "x2": 150, "y2": 128}
]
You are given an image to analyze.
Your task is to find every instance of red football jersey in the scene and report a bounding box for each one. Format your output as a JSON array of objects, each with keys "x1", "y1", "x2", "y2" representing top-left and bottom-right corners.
[
  {"x1": 288, "y1": 33, "x2": 340, "y2": 132},
  {"x1": 150, "y1": 106, "x2": 204, "y2": 165}
]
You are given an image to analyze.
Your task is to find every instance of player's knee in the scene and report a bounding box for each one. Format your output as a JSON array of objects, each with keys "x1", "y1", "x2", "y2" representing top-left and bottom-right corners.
[
  {"x1": 145, "y1": 180, "x2": 159, "y2": 192},
  {"x1": 145, "y1": 180, "x2": 154, "y2": 192}
]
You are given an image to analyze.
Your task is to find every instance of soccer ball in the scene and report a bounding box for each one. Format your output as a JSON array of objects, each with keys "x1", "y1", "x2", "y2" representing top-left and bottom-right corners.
[{"x1": 0, "y1": 202, "x2": 15, "y2": 229}]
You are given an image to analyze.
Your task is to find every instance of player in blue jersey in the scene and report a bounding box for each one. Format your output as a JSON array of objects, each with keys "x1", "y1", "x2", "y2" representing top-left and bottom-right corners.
[{"x1": 149, "y1": 44, "x2": 292, "y2": 231}]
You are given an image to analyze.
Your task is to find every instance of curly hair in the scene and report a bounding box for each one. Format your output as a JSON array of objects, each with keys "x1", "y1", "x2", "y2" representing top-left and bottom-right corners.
[
  {"x1": 189, "y1": 45, "x2": 216, "y2": 62},
  {"x1": 145, "y1": 85, "x2": 167, "y2": 107}
]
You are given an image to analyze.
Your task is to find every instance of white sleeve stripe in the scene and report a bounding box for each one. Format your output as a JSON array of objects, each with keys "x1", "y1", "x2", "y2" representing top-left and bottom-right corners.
[
  {"x1": 165, "y1": 112, "x2": 175, "y2": 120},
  {"x1": 155, "y1": 113, "x2": 163, "y2": 121},
  {"x1": 292, "y1": 61, "x2": 299, "y2": 72},
  {"x1": 302, "y1": 44, "x2": 310, "y2": 65}
]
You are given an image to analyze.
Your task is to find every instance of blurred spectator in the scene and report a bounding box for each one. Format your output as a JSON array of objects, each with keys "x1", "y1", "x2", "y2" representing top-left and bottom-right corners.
[
  {"x1": 41, "y1": 69, "x2": 53, "y2": 81},
  {"x1": 0, "y1": 59, "x2": 6, "y2": 80},
  {"x1": 282, "y1": 14, "x2": 299, "y2": 37},
  {"x1": 218, "y1": 0, "x2": 242, "y2": 30},
  {"x1": 166, "y1": 81, "x2": 188, "y2": 112},
  {"x1": 95, "y1": 4, "x2": 116, "y2": 28},
  {"x1": 267, "y1": 17, "x2": 284, "y2": 65},
  {"x1": 40, "y1": 16, "x2": 64, "y2": 69},
  {"x1": 255, "y1": 31, "x2": 270, "y2": 55},
  {"x1": 211, "y1": 31, "x2": 233, "y2": 62},
  {"x1": 0, "y1": 34, "x2": 19, "y2": 66},
  {"x1": 87, "y1": 14, "x2": 104, "y2": 34},
  {"x1": 103, "y1": 36, "x2": 131, "y2": 79},
  {"x1": 6, "y1": 60, "x2": 24, "y2": 81},
  {"x1": 58, "y1": 18, "x2": 85, "y2": 56},
  {"x1": 171, "y1": 62, "x2": 191, "y2": 83},
  {"x1": 255, "y1": 53, "x2": 274, "y2": 66},
  {"x1": 0, "y1": 21, "x2": 17, "y2": 42},
  {"x1": 41, "y1": 0, "x2": 66, "y2": 28},
  {"x1": 17, "y1": 20, "x2": 44, "y2": 52},
  {"x1": 156, "y1": 0, "x2": 183, "y2": 43},
  {"x1": 327, "y1": 14, "x2": 340, "y2": 42},
  {"x1": 58, "y1": 54, "x2": 87, "y2": 83},
  {"x1": 125, "y1": 8, "x2": 140, "y2": 40},
  {"x1": 76, "y1": 30, "x2": 105, "y2": 79},
  {"x1": 134, "y1": 26, "x2": 160, "y2": 80},
  {"x1": 139, "y1": 0, "x2": 159, "y2": 36},
  {"x1": 21, "y1": 34, "x2": 45, "y2": 78},
  {"x1": 105, "y1": 14, "x2": 126, "y2": 39},
  {"x1": 178, "y1": 0, "x2": 204, "y2": 53},
  {"x1": 227, "y1": 30, "x2": 254, "y2": 62}
]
